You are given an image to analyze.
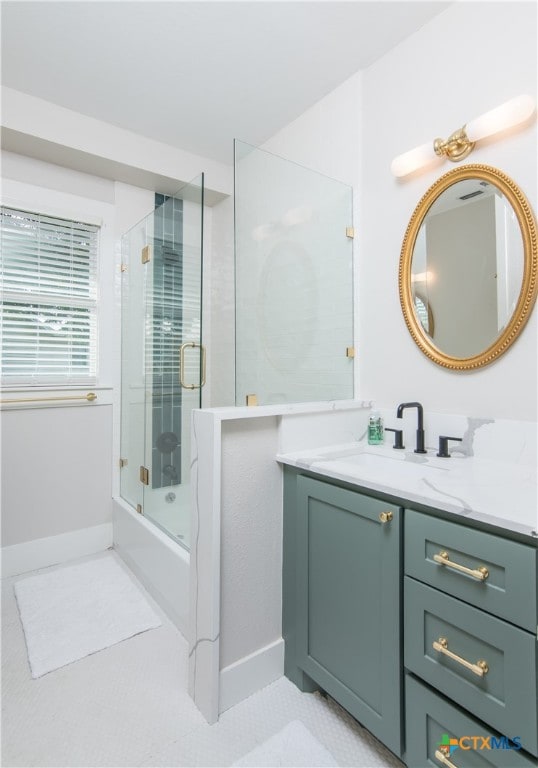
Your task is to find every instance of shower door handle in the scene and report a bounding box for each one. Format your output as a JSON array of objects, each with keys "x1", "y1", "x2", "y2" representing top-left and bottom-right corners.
[{"x1": 179, "y1": 342, "x2": 206, "y2": 389}]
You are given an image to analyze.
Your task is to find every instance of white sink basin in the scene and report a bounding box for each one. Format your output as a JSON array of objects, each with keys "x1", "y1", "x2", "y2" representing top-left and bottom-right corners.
[{"x1": 323, "y1": 451, "x2": 448, "y2": 480}]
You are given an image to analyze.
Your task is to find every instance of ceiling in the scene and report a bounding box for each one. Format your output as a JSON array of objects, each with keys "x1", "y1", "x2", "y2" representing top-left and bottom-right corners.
[{"x1": 1, "y1": 1, "x2": 451, "y2": 165}]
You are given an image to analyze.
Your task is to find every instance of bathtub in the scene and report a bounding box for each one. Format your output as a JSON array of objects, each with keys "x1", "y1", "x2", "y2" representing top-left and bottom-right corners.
[{"x1": 112, "y1": 497, "x2": 190, "y2": 638}]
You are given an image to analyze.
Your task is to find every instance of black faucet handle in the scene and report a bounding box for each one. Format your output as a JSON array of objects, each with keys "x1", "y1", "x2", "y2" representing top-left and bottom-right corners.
[
  {"x1": 437, "y1": 435, "x2": 463, "y2": 458},
  {"x1": 385, "y1": 428, "x2": 405, "y2": 449}
]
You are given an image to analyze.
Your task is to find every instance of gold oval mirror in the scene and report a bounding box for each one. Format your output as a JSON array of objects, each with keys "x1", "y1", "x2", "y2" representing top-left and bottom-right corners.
[{"x1": 399, "y1": 164, "x2": 537, "y2": 370}]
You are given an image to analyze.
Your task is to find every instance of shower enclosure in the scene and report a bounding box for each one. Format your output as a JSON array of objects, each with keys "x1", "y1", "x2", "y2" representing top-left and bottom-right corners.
[
  {"x1": 119, "y1": 175, "x2": 204, "y2": 550},
  {"x1": 234, "y1": 140, "x2": 354, "y2": 406}
]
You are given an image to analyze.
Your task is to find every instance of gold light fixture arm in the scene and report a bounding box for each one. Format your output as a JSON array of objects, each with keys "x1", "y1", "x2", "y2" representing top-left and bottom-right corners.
[
  {"x1": 433, "y1": 126, "x2": 475, "y2": 162},
  {"x1": 392, "y1": 95, "x2": 536, "y2": 177}
]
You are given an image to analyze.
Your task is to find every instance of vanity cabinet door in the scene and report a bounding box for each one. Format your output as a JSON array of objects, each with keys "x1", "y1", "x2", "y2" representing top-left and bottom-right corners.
[{"x1": 295, "y1": 475, "x2": 401, "y2": 756}]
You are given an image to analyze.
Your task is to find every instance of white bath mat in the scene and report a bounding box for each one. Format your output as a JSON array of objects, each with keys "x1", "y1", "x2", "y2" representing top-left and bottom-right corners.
[
  {"x1": 232, "y1": 720, "x2": 338, "y2": 767},
  {"x1": 14, "y1": 553, "x2": 162, "y2": 678}
]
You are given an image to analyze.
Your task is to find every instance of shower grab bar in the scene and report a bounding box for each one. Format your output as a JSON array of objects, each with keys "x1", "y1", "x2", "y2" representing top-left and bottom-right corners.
[
  {"x1": 179, "y1": 342, "x2": 206, "y2": 389},
  {"x1": 0, "y1": 392, "x2": 97, "y2": 404}
]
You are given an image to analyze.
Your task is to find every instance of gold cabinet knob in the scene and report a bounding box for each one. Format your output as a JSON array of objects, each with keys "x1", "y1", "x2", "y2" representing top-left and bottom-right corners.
[{"x1": 379, "y1": 511, "x2": 393, "y2": 524}]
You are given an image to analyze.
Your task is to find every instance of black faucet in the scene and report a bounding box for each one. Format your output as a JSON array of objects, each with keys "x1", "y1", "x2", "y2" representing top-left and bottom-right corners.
[
  {"x1": 385, "y1": 427, "x2": 405, "y2": 449},
  {"x1": 437, "y1": 436, "x2": 462, "y2": 458},
  {"x1": 396, "y1": 402, "x2": 427, "y2": 454}
]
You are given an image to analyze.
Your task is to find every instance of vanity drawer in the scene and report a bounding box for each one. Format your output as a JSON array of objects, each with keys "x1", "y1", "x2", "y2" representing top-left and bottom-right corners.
[
  {"x1": 404, "y1": 578, "x2": 537, "y2": 756},
  {"x1": 405, "y1": 509, "x2": 537, "y2": 632},
  {"x1": 405, "y1": 675, "x2": 537, "y2": 768}
]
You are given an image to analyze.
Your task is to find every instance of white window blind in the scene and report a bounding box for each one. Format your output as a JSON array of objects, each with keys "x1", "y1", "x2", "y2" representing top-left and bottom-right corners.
[{"x1": 0, "y1": 206, "x2": 99, "y2": 384}]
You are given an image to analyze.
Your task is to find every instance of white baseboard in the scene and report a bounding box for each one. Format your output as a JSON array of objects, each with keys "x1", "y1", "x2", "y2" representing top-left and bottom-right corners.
[
  {"x1": 1, "y1": 523, "x2": 113, "y2": 578},
  {"x1": 219, "y1": 638, "x2": 284, "y2": 714}
]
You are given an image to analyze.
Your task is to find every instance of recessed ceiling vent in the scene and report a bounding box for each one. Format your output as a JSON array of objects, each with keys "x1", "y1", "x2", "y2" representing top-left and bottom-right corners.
[{"x1": 459, "y1": 189, "x2": 485, "y2": 201}]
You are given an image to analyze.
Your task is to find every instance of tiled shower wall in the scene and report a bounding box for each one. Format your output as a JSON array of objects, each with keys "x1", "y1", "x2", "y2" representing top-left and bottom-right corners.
[{"x1": 151, "y1": 194, "x2": 184, "y2": 489}]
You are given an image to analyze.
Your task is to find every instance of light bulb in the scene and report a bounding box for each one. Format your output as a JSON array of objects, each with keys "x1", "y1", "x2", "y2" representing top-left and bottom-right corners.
[
  {"x1": 466, "y1": 94, "x2": 535, "y2": 142},
  {"x1": 390, "y1": 142, "x2": 434, "y2": 178}
]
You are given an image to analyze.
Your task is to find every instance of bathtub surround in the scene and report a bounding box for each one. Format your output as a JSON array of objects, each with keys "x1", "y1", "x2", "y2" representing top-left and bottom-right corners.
[
  {"x1": 14, "y1": 551, "x2": 161, "y2": 678},
  {"x1": 112, "y1": 497, "x2": 190, "y2": 637}
]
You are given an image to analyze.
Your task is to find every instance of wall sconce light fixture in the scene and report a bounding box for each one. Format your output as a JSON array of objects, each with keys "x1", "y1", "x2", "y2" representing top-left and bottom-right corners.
[{"x1": 391, "y1": 94, "x2": 536, "y2": 178}]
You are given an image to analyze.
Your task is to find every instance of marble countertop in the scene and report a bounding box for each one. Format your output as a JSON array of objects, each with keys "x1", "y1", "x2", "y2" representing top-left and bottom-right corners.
[{"x1": 277, "y1": 441, "x2": 538, "y2": 541}]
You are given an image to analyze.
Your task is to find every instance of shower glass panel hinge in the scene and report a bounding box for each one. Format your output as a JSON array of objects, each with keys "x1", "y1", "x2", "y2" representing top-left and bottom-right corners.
[
  {"x1": 141, "y1": 245, "x2": 151, "y2": 264},
  {"x1": 119, "y1": 458, "x2": 128, "y2": 468},
  {"x1": 139, "y1": 466, "x2": 149, "y2": 485},
  {"x1": 120, "y1": 263, "x2": 127, "y2": 273},
  {"x1": 246, "y1": 394, "x2": 258, "y2": 406},
  {"x1": 346, "y1": 227, "x2": 355, "y2": 239},
  {"x1": 346, "y1": 347, "x2": 356, "y2": 358},
  {"x1": 136, "y1": 504, "x2": 143, "y2": 515}
]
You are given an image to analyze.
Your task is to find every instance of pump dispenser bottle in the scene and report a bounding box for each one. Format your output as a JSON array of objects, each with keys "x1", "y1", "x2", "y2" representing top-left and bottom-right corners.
[{"x1": 368, "y1": 411, "x2": 384, "y2": 445}]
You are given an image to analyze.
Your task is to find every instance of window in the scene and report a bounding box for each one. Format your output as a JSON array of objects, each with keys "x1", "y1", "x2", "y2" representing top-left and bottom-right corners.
[{"x1": 0, "y1": 206, "x2": 99, "y2": 385}]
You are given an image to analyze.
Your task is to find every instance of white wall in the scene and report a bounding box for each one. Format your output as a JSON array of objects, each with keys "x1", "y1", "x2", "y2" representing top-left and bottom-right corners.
[
  {"x1": 1, "y1": 86, "x2": 232, "y2": 202},
  {"x1": 260, "y1": 4, "x2": 537, "y2": 422},
  {"x1": 263, "y1": 71, "x2": 362, "y2": 190},
  {"x1": 1, "y1": 404, "x2": 113, "y2": 546},
  {"x1": 1, "y1": 153, "x2": 159, "y2": 572},
  {"x1": 360, "y1": 2, "x2": 537, "y2": 420},
  {"x1": 219, "y1": 417, "x2": 282, "y2": 668}
]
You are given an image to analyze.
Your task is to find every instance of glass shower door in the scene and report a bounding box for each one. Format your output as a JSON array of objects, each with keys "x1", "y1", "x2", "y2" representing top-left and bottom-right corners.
[
  {"x1": 120, "y1": 175, "x2": 204, "y2": 550},
  {"x1": 234, "y1": 140, "x2": 354, "y2": 405}
]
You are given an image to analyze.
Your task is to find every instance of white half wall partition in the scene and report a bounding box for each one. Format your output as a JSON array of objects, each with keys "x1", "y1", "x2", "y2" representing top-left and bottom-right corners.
[{"x1": 188, "y1": 400, "x2": 372, "y2": 723}]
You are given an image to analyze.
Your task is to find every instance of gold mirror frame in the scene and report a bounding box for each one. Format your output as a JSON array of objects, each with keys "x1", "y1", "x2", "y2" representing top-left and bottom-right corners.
[{"x1": 399, "y1": 164, "x2": 537, "y2": 370}]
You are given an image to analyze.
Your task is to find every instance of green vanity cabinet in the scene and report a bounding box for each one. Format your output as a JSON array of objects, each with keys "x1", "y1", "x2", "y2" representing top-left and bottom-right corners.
[
  {"x1": 406, "y1": 675, "x2": 537, "y2": 768},
  {"x1": 404, "y1": 509, "x2": 538, "y2": 763},
  {"x1": 283, "y1": 468, "x2": 403, "y2": 758},
  {"x1": 282, "y1": 466, "x2": 538, "y2": 766}
]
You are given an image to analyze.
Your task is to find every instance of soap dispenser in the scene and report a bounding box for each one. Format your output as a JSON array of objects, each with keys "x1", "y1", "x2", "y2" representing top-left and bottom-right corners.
[{"x1": 368, "y1": 411, "x2": 384, "y2": 445}]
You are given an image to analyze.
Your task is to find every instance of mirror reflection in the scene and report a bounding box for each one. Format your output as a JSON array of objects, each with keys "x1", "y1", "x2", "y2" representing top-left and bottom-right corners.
[
  {"x1": 399, "y1": 164, "x2": 537, "y2": 370},
  {"x1": 411, "y1": 178, "x2": 524, "y2": 358}
]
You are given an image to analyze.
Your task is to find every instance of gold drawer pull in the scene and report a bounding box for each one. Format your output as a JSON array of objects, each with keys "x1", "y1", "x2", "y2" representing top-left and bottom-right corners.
[
  {"x1": 433, "y1": 637, "x2": 489, "y2": 677},
  {"x1": 435, "y1": 749, "x2": 458, "y2": 768},
  {"x1": 379, "y1": 511, "x2": 393, "y2": 524},
  {"x1": 433, "y1": 550, "x2": 489, "y2": 581}
]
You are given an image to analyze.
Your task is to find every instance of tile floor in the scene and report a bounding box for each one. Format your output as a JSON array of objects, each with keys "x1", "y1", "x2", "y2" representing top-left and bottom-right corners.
[{"x1": 1, "y1": 551, "x2": 404, "y2": 768}]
